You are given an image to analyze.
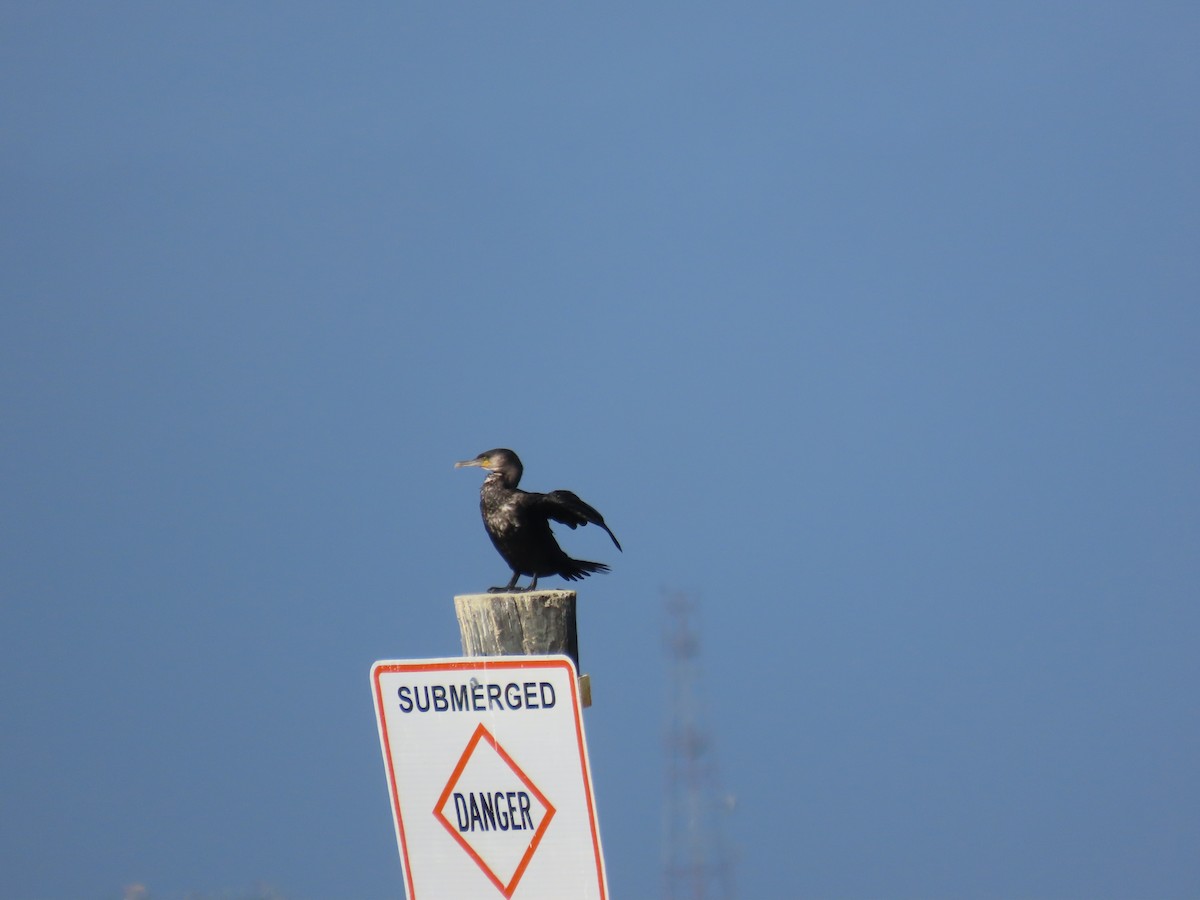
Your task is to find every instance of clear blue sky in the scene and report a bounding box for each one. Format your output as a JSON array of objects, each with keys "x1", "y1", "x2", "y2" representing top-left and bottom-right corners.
[{"x1": 2, "y1": 4, "x2": 1197, "y2": 899}]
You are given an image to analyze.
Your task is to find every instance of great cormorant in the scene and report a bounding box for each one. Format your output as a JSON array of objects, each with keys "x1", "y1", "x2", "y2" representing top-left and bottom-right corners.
[{"x1": 455, "y1": 448, "x2": 622, "y2": 592}]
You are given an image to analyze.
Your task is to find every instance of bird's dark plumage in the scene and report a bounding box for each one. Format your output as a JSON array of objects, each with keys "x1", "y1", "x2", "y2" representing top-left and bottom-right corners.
[{"x1": 455, "y1": 448, "x2": 621, "y2": 592}]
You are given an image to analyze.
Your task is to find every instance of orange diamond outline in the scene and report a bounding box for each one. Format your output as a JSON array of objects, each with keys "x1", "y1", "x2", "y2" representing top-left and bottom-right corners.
[{"x1": 433, "y1": 722, "x2": 557, "y2": 898}]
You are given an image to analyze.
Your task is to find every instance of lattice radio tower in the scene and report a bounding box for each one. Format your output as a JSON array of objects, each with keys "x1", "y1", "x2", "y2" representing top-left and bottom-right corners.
[{"x1": 662, "y1": 593, "x2": 737, "y2": 900}]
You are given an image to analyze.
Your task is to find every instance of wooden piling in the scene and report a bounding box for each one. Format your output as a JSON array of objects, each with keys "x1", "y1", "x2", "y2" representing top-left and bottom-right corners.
[{"x1": 454, "y1": 590, "x2": 591, "y2": 706}]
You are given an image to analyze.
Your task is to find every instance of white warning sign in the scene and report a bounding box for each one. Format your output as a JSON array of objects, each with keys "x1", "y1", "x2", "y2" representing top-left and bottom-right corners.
[{"x1": 371, "y1": 656, "x2": 608, "y2": 899}]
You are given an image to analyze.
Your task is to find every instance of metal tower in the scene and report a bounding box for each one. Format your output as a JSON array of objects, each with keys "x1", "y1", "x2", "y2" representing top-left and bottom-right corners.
[{"x1": 662, "y1": 593, "x2": 737, "y2": 900}]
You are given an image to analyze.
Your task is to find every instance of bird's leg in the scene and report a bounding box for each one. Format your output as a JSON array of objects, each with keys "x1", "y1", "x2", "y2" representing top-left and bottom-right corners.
[
  {"x1": 488, "y1": 571, "x2": 522, "y2": 593},
  {"x1": 522, "y1": 574, "x2": 539, "y2": 592}
]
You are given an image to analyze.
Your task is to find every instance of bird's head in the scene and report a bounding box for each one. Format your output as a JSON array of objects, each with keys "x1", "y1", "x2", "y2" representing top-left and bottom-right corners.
[{"x1": 455, "y1": 448, "x2": 524, "y2": 488}]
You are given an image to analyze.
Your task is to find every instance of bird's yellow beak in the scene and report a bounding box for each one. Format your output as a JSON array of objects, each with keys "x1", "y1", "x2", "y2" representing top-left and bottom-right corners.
[{"x1": 455, "y1": 456, "x2": 489, "y2": 469}]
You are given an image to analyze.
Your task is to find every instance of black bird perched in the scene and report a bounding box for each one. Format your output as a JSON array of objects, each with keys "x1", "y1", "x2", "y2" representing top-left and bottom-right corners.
[{"x1": 454, "y1": 448, "x2": 622, "y2": 593}]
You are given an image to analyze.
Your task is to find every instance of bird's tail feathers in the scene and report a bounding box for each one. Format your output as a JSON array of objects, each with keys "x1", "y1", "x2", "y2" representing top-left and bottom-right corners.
[{"x1": 560, "y1": 559, "x2": 610, "y2": 581}]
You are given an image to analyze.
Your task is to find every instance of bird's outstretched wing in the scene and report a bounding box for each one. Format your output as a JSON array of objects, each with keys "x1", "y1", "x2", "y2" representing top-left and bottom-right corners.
[{"x1": 539, "y1": 490, "x2": 623, "y2": 551}]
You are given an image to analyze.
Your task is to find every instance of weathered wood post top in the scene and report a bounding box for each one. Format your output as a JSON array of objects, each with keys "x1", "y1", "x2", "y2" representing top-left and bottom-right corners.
[{"x1": 453, "y1": 589, "x2": 591, "y2": 706}]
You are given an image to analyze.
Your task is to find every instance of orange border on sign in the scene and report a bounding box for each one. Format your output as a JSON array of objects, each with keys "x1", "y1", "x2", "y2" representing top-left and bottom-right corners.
[{"x1": 371, "y1": 657, "x2": 607, "y2": 900}]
